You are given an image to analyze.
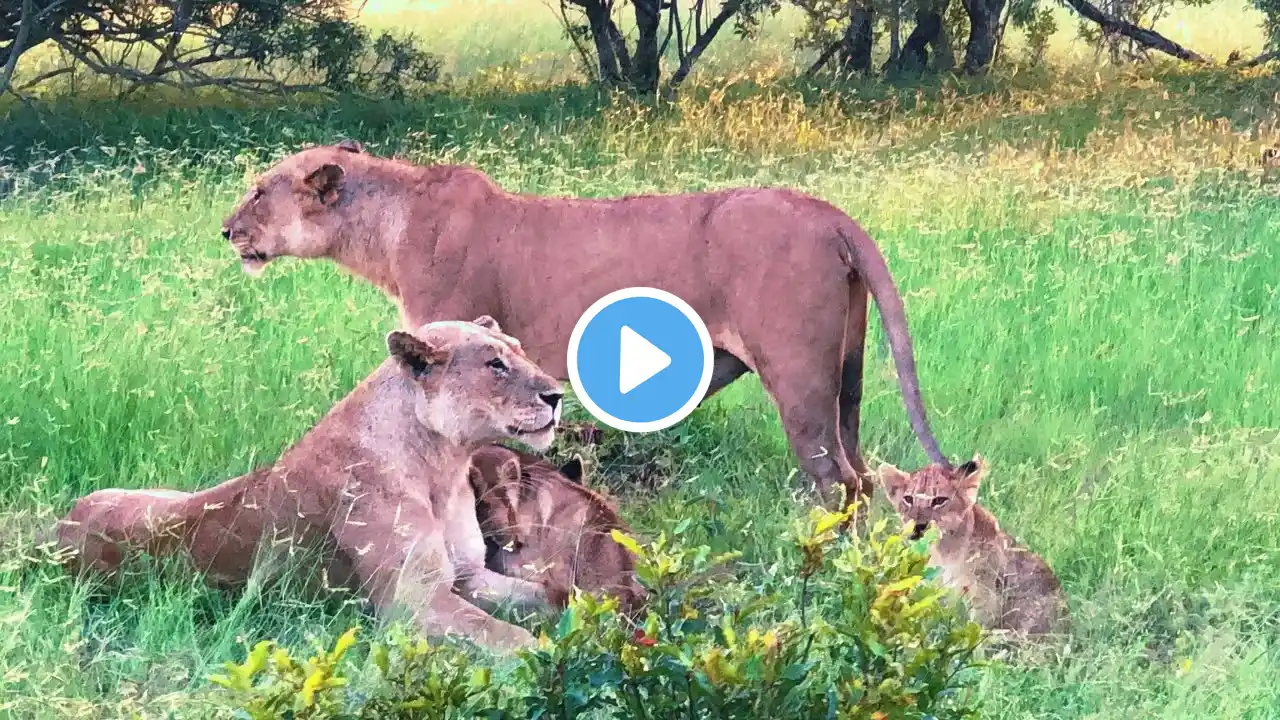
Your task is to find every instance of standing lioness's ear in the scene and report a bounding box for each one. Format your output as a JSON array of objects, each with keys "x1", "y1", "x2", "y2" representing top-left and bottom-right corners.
[
  {"x1": 335, "y1": 139, "x2": 365, "y2": 154},
  {"x1": 387, "y1": 331, "x2": 447, "y2": 379},
  {"x1": 303, "y1": 163, "x2": 345, "y2": 205}
]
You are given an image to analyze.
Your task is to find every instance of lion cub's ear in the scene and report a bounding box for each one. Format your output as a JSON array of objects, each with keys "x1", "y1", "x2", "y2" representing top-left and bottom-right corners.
[
  {"x1": 559, "y1": 456, "x2": 584, "y2": 483},
  {"x1": 467, "y1": 464, "x2": 486, "y2": 492},
  {"x1": 877, "y1": 463, "x2": 910, "y2": 494},
  {"x1": 496, "y1": 455, "x2": 521, "y2": 486},
  {"x1": 335, "y1": 139, "x2": 365, "y2": 154},
  {"x1": 472, "y1": 315, "x2": 503, "y2": 334},
  {"x1": 302, "y1": 163, "x2": 345, "y2": 206},
  {"x1": 386, "y1": 331, "x2": 447, "y2": 379},
  {"x1": 955, "y1": 454, "x2": 987, "y2": 504}
]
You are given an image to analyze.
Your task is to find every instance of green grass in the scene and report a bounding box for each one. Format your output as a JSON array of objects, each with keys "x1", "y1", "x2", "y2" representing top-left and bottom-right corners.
[{"x1": 3, "y1": 1, "x2": 1280, "y2": 716}]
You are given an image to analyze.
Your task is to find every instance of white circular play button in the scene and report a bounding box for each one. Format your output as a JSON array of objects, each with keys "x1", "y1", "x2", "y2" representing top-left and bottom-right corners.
[{"x1": 567, "y1": 287, "x2": 714, "y2": 433}]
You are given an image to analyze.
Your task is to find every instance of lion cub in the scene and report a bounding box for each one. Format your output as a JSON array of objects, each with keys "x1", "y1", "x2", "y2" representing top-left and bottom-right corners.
[
  {"x1": 879, "y1": 456, "x2": 1069, "y2": 637},
  {"x1": 1262, "y1": 147, "x2": 1280, "y2": 185},
  {"x1": 468, "y1": 445, "x2": 646, "y2": 615}
]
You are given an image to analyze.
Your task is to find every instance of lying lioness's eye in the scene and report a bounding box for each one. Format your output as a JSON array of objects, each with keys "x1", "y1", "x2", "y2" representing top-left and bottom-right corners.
[
  {"x1": 931, "y1": 496, "x2": 949, "y2": 508},
  {"x1": 902, "y1": 495, "x2": 914, "y2": 507},
  {"x1": 486, "y1": 357, "x2": 508, "y2": 372}
]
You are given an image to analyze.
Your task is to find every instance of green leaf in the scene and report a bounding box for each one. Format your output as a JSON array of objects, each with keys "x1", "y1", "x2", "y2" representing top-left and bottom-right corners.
[{"x1": 611, "y1": 529, "x2": 644, "y2": 558}]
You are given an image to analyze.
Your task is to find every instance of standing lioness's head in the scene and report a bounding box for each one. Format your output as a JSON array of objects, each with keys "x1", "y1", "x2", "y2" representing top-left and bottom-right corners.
[
  {"x1": 220, "y1": 139, "x2": 367, "y2": 275},
  {"x1": 386, "y1": 316, "x2": 564, "y2": 451}
]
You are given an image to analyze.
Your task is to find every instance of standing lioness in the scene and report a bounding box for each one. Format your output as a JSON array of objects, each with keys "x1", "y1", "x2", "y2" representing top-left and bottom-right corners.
[
  {"x1": 220, "y1": 141, "x2": 961, "y2": 503},
  {"x1": 54, "y1": 317, "x2": 563, "y2": 652}
]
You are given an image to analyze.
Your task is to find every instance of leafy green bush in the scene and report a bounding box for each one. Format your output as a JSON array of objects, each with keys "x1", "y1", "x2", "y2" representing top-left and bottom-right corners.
[{"x1": 210, "y1": 504, "x2": 985, "y2": 719}]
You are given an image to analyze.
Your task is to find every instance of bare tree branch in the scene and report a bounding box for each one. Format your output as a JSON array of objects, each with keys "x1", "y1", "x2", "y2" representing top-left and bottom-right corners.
[
  {"x1": 1243, "y1": 49, "x2": 1279, "y2": 67},
  {"x1": 664, "y1": 0, "x2": 744, "y2": 91},
  {"x1": 805, "y1": 38, "x2": 842, "y2": 77},
  {"x1": 1057, "y1": 0, "x2": 1207, "y2": 63}
]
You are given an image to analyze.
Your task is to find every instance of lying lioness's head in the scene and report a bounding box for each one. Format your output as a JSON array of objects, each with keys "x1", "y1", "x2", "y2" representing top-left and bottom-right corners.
[
  {"x1": 878, "y1": 455, "x2": 986, "y2": 541},
  {"x1": 220, "y1": 139, "x2": 366, "y2": 275},
  {"x1": 387, "y1": 315, "x2": 563, "y2": 451}
]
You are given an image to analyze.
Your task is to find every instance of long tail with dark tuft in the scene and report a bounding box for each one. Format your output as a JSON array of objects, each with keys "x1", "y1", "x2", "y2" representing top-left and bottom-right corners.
[{"x1": 837, "y1": 225, "x2": 951, "y2": 469}]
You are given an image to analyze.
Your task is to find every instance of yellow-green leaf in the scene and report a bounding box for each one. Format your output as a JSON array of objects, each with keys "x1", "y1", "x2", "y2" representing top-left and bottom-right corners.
[{"x1": 611, "y1": 530, "x2": 643, "y2": 557}]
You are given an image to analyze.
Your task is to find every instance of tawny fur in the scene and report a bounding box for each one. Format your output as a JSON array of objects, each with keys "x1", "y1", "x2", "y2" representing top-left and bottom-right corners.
[
  {"x1": 878, "y1": 456, "x2": 1070, "y2": 637},
  {"x1": 53, "y1": 316, "x2": 565, "y2": 653},
  {"x1": 468, "y1": 445, "x2": 646, "y2": 617},
  {"x1": 219, "y1": 140, "x2": 962, "y2": 506},
  {"x1": 1262, "y1": 147, "x2": 1280, "y2": 185}
]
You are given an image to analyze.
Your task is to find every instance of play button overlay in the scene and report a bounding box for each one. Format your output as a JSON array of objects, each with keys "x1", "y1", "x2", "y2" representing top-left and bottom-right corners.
[
  {"x1": 568, "y1": 287, "x2": 714, "y2": 433},
  {"x1": 618, "y1": 326, "x2": 671, "y2": 394}
]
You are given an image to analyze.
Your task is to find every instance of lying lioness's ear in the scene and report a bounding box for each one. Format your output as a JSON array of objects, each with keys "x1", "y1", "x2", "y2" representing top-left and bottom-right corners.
[
  {"x1": 386, "y1": 330, "x2": 446, "y2": 379},
  {"x1": 560, "y1": 456, "x2": 584, "y2": 483},
  {"x1": 303, "y1": 163, "x2": 345, "y2": 205},
  {"x1": 335, "y1": 139, "x2": 365, "y2": 154},
  {"x1": 472, "y1": 315, "x2": 503, "y2": 334}
]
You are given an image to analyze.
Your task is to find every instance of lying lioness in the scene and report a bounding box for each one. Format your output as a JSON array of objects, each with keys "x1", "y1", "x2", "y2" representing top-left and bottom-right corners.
[
  {"x1": 53, "y1": 316, "x2": 564, "y2": 652},
  {"x1": 467, "y1": 445, "x2": 646, "y2": 616},
  {"x1": 219, "y1": 140, "x2": 964, "y2": 506}
]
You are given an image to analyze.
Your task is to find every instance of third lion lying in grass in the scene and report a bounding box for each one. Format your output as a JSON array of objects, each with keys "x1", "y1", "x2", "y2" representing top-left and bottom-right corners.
[{"x1": 467, "y1": 445, "x2": 647, "y2": 616}]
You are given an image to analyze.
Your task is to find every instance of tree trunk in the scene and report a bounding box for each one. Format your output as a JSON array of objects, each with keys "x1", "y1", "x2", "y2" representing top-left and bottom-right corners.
[
  {"x1": 582, "y1": 0, "x2": 624, "y2": 85},
  {"x1": 839, "y1": 5, "x2": 874, "y2": 74},
  {"x1": 888, "y1": 0, "x2": 901, "y2": 65},
  {"x1": 961, "y1": 0, "x2": 1005, "y2": 73},
  {"x1": 889, "y1": 6, "x2": 942, "y2": 75},
  {"x1": 929, "y1": 0, "x2": 955, "y2": 71},
  {"x1": 630, "y1": 0, "x2": 662, "y2": 93}
]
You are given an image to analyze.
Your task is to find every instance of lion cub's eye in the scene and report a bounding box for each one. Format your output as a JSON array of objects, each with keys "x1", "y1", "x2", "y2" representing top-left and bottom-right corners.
[
  {"x1": 931, "y1": 496, "x2": 950, "y2": 508},
  {"x1": 486, "y1": 357, "x2": 509, "y2": 373}
]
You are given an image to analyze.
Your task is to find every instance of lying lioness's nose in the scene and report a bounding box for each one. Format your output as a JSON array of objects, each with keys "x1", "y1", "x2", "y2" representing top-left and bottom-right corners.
[
  {"x1": 221, "y1": 227, "x2": 232, "y2": 240},
  {"x1": 539, "y1": 392, "x2": 562, "y2": 410}
]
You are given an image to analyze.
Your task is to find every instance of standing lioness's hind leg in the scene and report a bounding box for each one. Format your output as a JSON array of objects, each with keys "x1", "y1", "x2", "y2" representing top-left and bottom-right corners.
[
  {"x1": 747, "y1": 336, "x2": 862, "y2": 510},
  {"x1": 838, "y1": 278, "x2": 874, "y2": 498}
]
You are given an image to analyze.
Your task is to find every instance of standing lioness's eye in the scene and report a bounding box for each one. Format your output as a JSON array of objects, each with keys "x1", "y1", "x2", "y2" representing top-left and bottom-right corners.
[{"x1": 486, "y1": 358, "x2": 508, "y2": 373}]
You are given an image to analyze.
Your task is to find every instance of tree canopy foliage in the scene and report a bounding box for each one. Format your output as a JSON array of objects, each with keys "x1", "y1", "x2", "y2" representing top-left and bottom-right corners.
[{"x1": 3, "y1": 0, "x2": 1280, "y2": 101}]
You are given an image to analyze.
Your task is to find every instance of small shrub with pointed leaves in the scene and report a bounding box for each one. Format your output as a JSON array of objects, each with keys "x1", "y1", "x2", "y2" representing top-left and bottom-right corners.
[{"x1": 211, "y1": 502, "x2": 985, "y2": 719}]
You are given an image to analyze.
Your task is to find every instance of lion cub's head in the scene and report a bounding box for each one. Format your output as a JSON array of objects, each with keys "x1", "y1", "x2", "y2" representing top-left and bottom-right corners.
[
  {"x1": 467, "y1": 445, "x2": 585, "y2": 551},
  {"x1": 220, "y1": 140, "x2": 366, "y2": 275},
  {"x1": 386, "y1": 316, "x2": 564, "y2": 451},
  {"x1": 879, "y1": 455, "x2": 987, "y2": 540}
]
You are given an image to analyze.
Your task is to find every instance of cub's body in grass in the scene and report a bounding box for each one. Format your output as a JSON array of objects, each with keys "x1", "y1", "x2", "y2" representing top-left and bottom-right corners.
[
  {"x1": 54, "y1": 317, "x2": 565, "y2": 652},
  {"x1": 468, "y1": 445, "x2": 646, "y2": 615},
  {"x1": 879, "y1": 457, "x2": 1070, "y2": 638},
  {"x1": 220, "y1": 140, "x2": 963, "y2": 506}
]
